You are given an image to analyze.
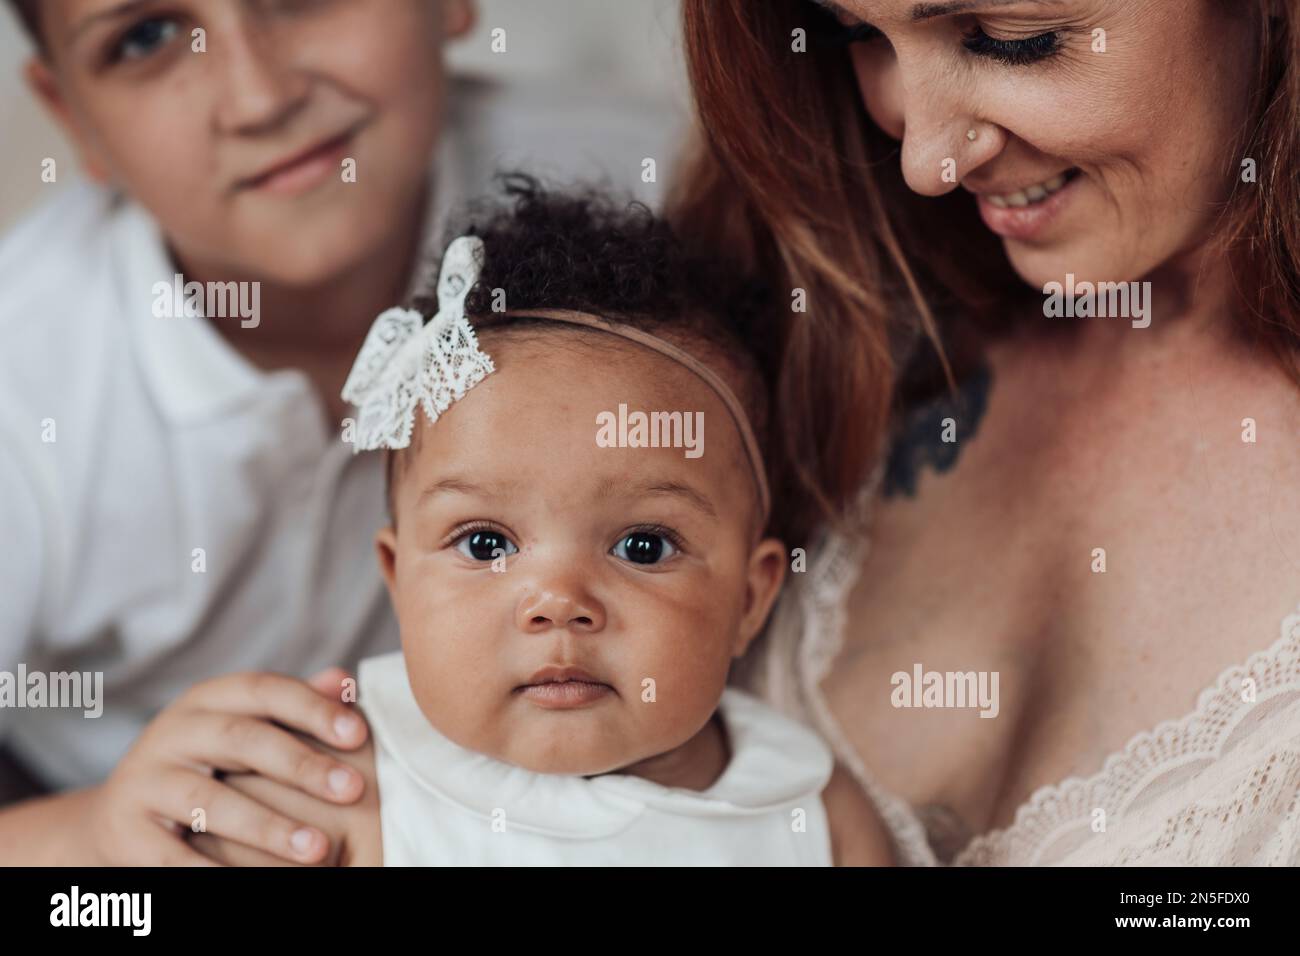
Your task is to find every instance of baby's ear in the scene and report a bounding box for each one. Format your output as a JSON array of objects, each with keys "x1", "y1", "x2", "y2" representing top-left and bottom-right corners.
[
  {"x1": 374, "y1": 527, "x2": 399, "y2": 603},
  {"x1": 734, "y1": 538, "x2": 787, "y2": 657}
]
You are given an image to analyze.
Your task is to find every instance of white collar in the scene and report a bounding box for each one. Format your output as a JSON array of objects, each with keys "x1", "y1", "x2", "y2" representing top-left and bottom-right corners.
[
  {"x1": 116, "y1": 199, "x2": 267, "y2": 425},
  {"x1": 359, "y1": 652, "x2": 833, "y2": 839},
  {"x1": 115, "y1": 111, "x2": 468, "y2": 427}
]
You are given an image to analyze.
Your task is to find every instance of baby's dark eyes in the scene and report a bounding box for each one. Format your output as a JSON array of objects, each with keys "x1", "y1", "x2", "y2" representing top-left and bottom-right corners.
[
  {"x1": 455, "y1": 529, "x2": 518, "y2": 562},
  {"x1": 612, "y1": 531, "x2": 679, "y2": 566},
  {"x1": 447, "y1": 524, "x2": 682, "y2": 567}
]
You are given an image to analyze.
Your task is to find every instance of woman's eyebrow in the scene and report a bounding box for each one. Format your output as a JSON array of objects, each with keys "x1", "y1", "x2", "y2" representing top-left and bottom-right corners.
[
  {"x1": 812, "y1": 0, "x2": 1061, "y2": 24},
  {"x1": 68, "y1": 0, "x2": 154, "y2": 44},
  {"x1": 911, "y1": 0, "x2": 1063, "y2": 22}
]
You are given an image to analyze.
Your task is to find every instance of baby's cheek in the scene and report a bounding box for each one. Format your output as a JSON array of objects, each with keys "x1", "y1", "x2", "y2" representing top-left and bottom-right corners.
[{"x1": 395, "y1": 567, "x2": 512, "y2": 738}]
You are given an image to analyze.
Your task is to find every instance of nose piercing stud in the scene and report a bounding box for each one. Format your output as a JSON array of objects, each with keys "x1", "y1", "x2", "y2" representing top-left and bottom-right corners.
[{"x1": 966, "y1": 129, "x2": 978, "y2": 142}]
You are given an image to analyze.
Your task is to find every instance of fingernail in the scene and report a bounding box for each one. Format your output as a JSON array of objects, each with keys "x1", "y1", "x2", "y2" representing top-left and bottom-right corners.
[
  {"x1": 291, "y1": 828, "x2": 318, "y2": 856},
  {"x1": 328, "y1": 767, "x2": 353, "y2": 796},
  {"x1": 334, "y1": 713, "x2": 360, "y2": 740}
]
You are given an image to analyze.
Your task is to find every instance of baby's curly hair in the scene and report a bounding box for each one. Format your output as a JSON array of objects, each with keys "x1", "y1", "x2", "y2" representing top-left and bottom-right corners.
[{"x1": 387, "y1": 173, "x2": 781, "y2": 530}]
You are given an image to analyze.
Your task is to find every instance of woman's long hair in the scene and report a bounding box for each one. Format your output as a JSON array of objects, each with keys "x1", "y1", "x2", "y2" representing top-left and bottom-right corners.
[{"x1": 671, "y1": 0, "x2": 1300, "y2": 538}]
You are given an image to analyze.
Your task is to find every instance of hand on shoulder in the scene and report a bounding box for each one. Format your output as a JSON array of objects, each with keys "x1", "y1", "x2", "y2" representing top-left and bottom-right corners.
[{"x1": 191, "y1": 735, "x2": 382, "y2": 866}]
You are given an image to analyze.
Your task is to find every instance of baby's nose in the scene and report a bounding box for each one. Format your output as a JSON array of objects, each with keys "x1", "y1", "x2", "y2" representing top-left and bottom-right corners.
[{"x1": 516, "y1": 587, "x2": 606, "y2": 634}]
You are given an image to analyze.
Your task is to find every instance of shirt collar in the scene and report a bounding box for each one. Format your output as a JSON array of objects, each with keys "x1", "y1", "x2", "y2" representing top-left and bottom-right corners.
[
  {"x1": 116, "y1": 116, "x2": 466, "y2": 427},
  {"x1": 359, "y1": 652, "x2": 834, "y2": 839},
  {"x1": 116, "y1": 199, "x2": 267, "y2": 425}
]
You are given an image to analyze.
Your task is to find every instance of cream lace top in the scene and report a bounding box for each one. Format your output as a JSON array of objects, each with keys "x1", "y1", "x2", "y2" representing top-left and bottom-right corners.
[{"x1": 736, "y1": 480, "x2": 1300, "y2": 866}]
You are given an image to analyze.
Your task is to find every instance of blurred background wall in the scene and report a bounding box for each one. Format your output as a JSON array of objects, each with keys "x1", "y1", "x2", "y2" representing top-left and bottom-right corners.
[{"x1": 0, "y1": 0, "x2": 690, "y2": 230}]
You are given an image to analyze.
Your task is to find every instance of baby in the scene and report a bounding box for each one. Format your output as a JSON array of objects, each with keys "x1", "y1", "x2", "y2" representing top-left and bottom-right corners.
[{"x1": 199, "y1": 177, "x2": 891, "y2": 866}]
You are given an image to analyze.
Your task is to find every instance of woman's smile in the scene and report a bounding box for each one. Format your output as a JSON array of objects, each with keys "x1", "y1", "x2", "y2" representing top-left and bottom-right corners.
[{"x1": 968, "y1": 167, "x2": 1083, "y2": 242}]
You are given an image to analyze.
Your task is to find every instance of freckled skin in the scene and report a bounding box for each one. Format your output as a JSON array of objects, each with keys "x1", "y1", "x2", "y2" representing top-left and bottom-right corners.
[
  {"x1": 376, "y1": 333, "x2": 786, "y2": 776},
  {"x1": 30, "y1": 0, "x2": 469, "y2": 286},
  {"x1": 841, "y1": 0, "x2": 1255, "y2": 290}
]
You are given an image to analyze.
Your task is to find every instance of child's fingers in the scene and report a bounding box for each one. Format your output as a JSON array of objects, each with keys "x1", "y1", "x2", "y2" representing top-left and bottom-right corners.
[
  {"x1": 132, "y1": 823, "x2": 225, "y2": 867},
  {"x1": 306, "y1": 666, "x2": 354, "y2": 698},
  {"x1": 150, "y1": 769, "x2": 331, "y2": 865},
  {"x1": 185, "y1": 671, "x2": 368, "y2": 750},
  {"x1": 190, "y1": 829, "x2": 307, "y2": 867},
  {"x1": 159, "y1": 711, "x2": 364, "y2": 804}
]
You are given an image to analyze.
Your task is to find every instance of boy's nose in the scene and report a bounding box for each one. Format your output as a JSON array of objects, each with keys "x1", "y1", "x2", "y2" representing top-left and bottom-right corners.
[
  {"x1": 516, "y1": 587, "x2": 607, "y2": 635},
  {"x1": 214, "y1": 21, "x2": 310, "y2": 135}
]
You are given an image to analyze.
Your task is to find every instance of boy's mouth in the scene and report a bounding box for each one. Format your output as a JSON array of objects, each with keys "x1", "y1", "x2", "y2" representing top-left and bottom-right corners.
[
  {"x1": 515, "y1": 666, "x2": 615, "y2": 710},
  {"x1": 236, "y1": 124, "x2": 363, "y2": 196}
]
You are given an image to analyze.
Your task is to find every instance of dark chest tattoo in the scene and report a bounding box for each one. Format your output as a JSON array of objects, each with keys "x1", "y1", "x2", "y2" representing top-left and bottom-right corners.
[{"x1": 883, "y1": 362, "x2": 994, "y2": 499}]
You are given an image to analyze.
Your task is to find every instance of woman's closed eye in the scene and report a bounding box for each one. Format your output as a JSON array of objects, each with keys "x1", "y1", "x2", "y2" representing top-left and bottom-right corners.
[
  {"x1": 961, "y1": 25, "x2": 1061, "y2": 66},
  {"x1": 807, "y1": 2, "x2": 1062, "y2": 66}
]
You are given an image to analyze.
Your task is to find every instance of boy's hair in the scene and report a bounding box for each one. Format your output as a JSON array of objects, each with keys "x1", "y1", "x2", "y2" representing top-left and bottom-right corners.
[
  {"x1": 387, "y1": 173, "x2": 783, "y2": 533},
  {"x1": 7, "y1": 0, "x2": 42, "y2": 47}
]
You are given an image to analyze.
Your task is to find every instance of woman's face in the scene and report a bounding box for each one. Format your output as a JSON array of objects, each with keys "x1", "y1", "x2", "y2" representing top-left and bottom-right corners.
[
  {"x1": 824, "y1": 0, "x2": 1257, "y2": 290},
  {"x1": 31, "y1": 0, "x2": 474, "y2": 285}
]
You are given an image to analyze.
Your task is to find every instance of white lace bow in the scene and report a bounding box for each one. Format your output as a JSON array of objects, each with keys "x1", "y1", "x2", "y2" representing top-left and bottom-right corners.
[{"x1": 341, "y1": 236, "x2": 496, "y2": 451}]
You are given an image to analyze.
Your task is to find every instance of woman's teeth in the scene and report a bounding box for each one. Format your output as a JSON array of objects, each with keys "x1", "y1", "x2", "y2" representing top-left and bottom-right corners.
[{"x1": 986, "y1": 172, "x2": 1071, "y2": 209}]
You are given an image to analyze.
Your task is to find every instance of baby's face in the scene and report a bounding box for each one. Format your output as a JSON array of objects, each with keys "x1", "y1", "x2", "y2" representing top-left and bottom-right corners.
[{"x1": 376, "y1": 331, "x2": 785, "y2": 775}]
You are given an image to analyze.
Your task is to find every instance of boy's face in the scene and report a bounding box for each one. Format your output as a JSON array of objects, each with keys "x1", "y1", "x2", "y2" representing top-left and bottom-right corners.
[
  {"x1": 28, "y1": 0, "x2": 474, "y2": 285},
  {"x1": 376, "y1": 332, "x2": 786, "y2": 775}
]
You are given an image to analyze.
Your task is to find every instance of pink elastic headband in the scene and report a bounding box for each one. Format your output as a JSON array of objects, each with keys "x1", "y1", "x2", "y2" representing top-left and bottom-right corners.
[{"x1": 500, "y1": 309, "x2": 771, "y2": 522}]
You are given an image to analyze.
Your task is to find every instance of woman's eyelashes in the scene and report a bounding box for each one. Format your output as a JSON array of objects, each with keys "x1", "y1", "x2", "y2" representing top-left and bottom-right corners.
[
  {"x1": 445, "y1": 523, "x2": 684, "y2": 567},
  {"x1": 810, "y1": 4, "x2": 1061, "y2": 65},
  {"x1": 961, "y1": 25, "x2": 1061, "y2": 65}
]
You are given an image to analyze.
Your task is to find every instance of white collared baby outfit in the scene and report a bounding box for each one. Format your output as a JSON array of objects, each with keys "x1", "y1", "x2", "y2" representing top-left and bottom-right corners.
[{"x1": 358, "y1": 652, "x2": 835, "y2": 866}]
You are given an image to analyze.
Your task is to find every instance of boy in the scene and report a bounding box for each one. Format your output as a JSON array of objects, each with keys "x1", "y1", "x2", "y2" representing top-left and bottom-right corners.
[{"x1": 0, "y1": 0, "x2": 674, "y2": 865}]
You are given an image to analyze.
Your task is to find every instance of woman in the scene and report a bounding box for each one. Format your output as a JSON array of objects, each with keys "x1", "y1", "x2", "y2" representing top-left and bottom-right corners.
[{"x1": 675, "y1": 0, "x2": 1300, "y2": 864}]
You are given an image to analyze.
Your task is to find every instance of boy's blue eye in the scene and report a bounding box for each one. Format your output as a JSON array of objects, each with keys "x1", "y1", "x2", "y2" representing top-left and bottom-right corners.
[
  {"x1": 116, "y1": 18, "x2": 180, "y2": 61},
  {"x1": 612, "y1": 532, "x2": 678, "y2": 566},
  {"x1": 456, "y1": 530, "x2": 518, "y2": 562}
]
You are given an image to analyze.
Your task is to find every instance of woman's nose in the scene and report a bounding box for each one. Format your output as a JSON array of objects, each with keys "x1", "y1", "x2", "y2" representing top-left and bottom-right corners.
[
  {"x1": 213, "y1": 19, "x2": 310, "y2": 135},
  {"x1": 863, "y1": 53, "x2": 1004, "y2": 197},
  {"x1": 515, "y1": 585, "x2": 607, "y2": 635}
]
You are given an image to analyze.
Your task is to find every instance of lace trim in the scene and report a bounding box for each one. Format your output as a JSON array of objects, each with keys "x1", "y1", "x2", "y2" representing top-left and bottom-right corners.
[
  {"x1": 796, "y1": 468, "x2": 1300, "y2": 867},
  {"x1": 952, "y1": 603, "x2": 1300, "y2": 866},
  {"x1": 795, "y1": 465, "x2": 941, "y2": 867}
]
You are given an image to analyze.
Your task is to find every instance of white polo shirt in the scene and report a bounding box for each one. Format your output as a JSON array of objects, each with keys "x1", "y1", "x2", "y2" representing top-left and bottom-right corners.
[{"x1": 0, "y1": 76, "x2": 684, "y2": 789}]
